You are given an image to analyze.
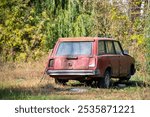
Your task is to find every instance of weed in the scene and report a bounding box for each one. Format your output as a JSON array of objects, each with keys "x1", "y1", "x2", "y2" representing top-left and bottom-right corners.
[{"x1": 0, "y1": 57, "x2": 150, "y2": 100}]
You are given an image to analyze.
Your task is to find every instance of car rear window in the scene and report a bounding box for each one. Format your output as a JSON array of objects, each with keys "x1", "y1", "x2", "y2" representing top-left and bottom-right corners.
[{"x1": 56, "y1": 42, "x2": 92, "y2": 56}]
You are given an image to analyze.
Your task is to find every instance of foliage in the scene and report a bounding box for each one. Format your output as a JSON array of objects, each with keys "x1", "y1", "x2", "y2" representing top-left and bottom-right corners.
[
  {"x1": 145, "y1": 3, "x2": 150, "y2": 74},
  {"x1": 0, "y1": 0, "x2": 46, "y2": 61},
  {"x1": 0, "y1": 0, "x2": 149, "y2": 76}
]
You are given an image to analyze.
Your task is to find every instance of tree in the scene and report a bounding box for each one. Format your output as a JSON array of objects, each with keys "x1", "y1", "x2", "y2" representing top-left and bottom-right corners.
[{"x1": 0, "y1": 0, "x2": 46, "y2": 61}]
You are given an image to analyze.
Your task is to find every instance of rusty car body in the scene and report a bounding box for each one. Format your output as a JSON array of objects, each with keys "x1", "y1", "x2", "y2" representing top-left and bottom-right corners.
[{"x1": 46, "y1": 37, "x2": 136, "y2": 88}]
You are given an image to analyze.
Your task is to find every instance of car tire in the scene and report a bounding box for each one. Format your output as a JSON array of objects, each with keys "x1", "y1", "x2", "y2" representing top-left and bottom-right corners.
[
  {"x1": 98, "y1": 71, "x2": 111, "y2": 88},
  {"x1": 55, "y1": 78, "x2": 68, "y2": 85}
]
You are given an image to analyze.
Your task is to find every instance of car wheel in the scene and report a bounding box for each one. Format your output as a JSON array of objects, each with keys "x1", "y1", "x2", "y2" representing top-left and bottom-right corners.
[
  {"x1": 98, "y1": 71, "x2": 111, "y2": 88},
  {"x1": 55, "y1": 78, "x2": 68, "y2": 85}
]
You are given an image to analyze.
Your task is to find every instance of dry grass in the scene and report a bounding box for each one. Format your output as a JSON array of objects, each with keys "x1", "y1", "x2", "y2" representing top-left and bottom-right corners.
[{"x1": 0, "y1": 56, "x2": 150, "y2": 100}]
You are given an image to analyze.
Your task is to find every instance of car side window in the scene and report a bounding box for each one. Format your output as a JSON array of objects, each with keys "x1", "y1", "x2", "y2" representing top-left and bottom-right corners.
[
  {"x1": 105, "y1": 41, "x2": 115, "y2": 54},
  {"x1": 98, "y1": 41, "x2": 105, "y2": 55},
  {"x1": 114, "y1": 41, "x2": 123, "y2": 54}
]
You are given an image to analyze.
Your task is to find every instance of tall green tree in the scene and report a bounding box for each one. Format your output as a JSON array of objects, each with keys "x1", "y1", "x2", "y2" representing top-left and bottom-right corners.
[{"x1": 0, "y1": 0, "x2": 149, "y2": 71}]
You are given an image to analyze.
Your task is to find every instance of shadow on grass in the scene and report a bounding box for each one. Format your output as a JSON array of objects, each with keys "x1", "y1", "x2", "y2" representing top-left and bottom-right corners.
[
  {"x1": 112, "y1": 80, "x2": 150, "y2": 88},
  {"x1": 0, "y1": 86, "x2": 32, "y2": 100},
  {"x1": 69, "y1": 80, "x2": 150, "y2": 89},
  {"x1": 0, "y1": 80, "x2": 149, "y2": 100},
  {"x1": 0, "y1": 84, "x2": 73, "y2": 100}
]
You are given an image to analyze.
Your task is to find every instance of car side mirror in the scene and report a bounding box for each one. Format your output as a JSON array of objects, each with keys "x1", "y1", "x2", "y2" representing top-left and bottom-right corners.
[{"x1": 123, "y1": 50, "x2": 129, "y2": 55}]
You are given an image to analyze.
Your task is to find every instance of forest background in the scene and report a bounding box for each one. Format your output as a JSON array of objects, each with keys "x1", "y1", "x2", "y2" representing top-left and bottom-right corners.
[{"x1": 0, "y1": 0, "x2": 150, "y2": 99}]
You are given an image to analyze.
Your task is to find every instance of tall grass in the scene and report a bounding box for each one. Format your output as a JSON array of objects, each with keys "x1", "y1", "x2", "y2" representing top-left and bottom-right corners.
[{"x1": 0, "y1": 55, "x2": 150, "y2": 100}]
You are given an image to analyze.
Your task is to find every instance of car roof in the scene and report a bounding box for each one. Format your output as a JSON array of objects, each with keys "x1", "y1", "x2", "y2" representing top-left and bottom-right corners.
[{"x1": 58, "y1": 37, "x2": 116, "y2": 41}]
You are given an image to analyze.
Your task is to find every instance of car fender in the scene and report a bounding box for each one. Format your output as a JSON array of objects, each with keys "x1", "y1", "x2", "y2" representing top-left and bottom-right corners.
[{"x1": 97, "y1": 56, "x2": 111, "y2": 77}]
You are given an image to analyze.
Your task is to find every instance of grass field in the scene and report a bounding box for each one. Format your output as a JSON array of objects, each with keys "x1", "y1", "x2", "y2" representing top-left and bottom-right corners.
[{"x1": 0, "y1": 57, "x2": 150, "y2": 100}]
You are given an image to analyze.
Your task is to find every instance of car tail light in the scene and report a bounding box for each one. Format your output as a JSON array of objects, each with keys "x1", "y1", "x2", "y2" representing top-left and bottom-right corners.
[
  {"x1": 89, "y1": 58, "x2": 96, "y2": 68},
  {"x1": 48, "y1": 59, "x2": 54, "y2": 67}
]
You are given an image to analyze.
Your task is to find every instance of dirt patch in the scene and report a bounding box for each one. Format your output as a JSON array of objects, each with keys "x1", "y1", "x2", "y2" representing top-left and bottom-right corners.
[{"x1": 69, "y1": 88, "x2": 88, "y2": 93}]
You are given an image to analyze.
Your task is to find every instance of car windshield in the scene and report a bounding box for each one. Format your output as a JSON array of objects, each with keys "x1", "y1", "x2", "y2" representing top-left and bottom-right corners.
[{"x1": 56, "y1": 42, "x2": 92, "y2": 56}]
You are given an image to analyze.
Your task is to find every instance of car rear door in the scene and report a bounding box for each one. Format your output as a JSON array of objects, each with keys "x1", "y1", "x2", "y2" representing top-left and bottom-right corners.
[
  {"x1": 105, "y1": 41, "x2": 120, "y2": 77},
  {"x1": 113, "y1": 41, "x2": 129, "y2": 76}
]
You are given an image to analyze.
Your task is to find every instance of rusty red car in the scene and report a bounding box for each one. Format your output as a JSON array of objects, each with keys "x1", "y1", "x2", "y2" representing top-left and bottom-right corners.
[{"x1": 46, "y1": 37, "x2": 136, "y2": 88}]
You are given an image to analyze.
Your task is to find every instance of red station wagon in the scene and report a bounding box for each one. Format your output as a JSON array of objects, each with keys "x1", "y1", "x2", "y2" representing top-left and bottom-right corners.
[{"x1": 46, "y1": 37, "x2": 136, "y2": 88}]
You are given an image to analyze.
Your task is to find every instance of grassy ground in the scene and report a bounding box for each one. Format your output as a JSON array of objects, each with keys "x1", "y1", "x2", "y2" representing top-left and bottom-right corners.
[{"x1": 0, "y1": 57, "x2": 150, "y2": 100}]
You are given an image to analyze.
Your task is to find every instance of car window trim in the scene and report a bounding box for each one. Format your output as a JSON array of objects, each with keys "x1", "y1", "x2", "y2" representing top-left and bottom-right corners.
[{"x1": 118, "y1": 41, "x2": 124, "y2": 54}]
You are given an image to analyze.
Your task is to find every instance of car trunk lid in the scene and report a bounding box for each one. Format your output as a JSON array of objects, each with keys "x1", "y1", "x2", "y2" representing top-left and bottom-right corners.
[{"x1": 54, "y1": 56, "x2": 90, "y2": 70}]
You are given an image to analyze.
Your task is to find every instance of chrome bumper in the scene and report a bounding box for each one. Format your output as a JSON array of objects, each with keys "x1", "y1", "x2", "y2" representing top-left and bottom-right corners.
[{"x1": 46, "y1": 70, "x2": 100, "y2": 76}]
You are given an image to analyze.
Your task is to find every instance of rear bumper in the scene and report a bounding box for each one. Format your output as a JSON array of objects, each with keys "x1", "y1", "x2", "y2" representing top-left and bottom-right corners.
[{"x1": 46, "y1": 69, "x2": 100, "y2": 76}]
